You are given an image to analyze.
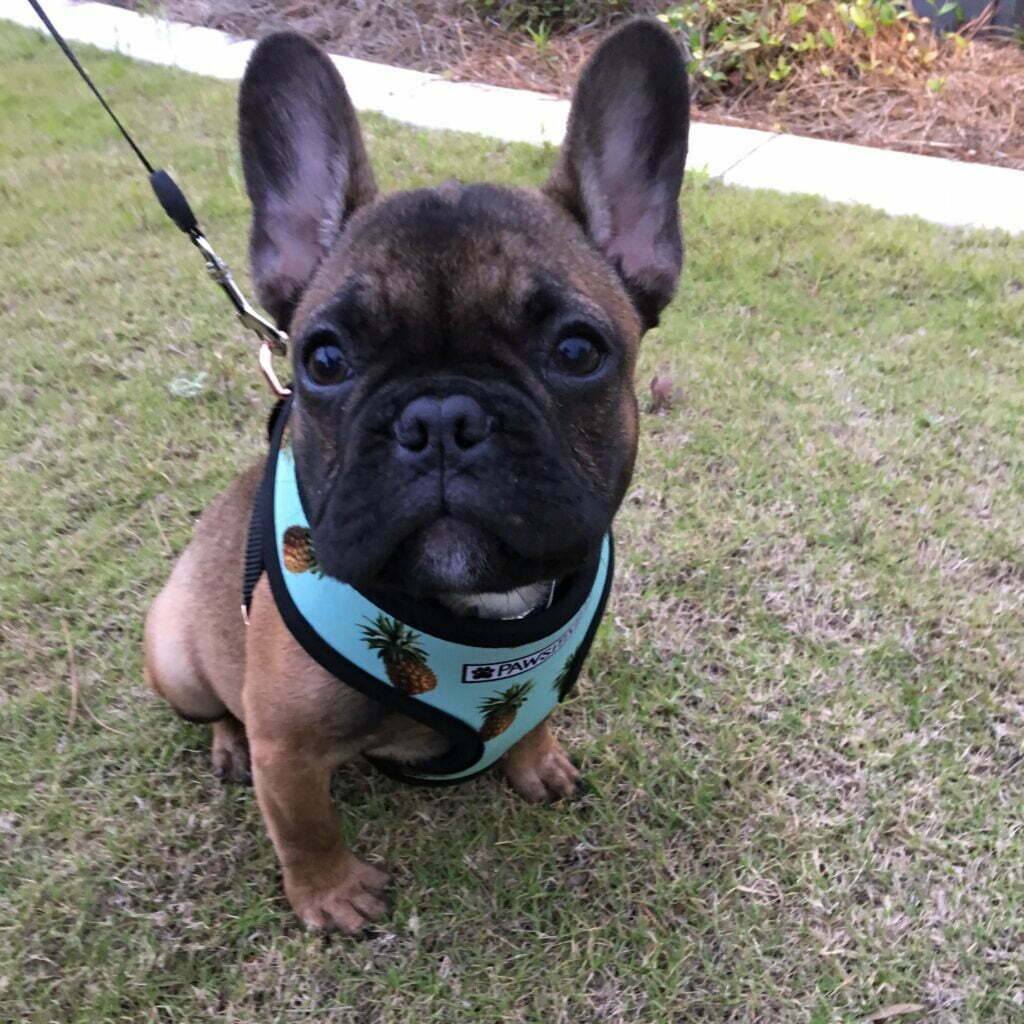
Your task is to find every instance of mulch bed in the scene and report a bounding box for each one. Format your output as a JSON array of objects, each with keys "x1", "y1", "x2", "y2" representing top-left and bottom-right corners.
[{"x1": 110, "y1": 0, "x2": 1023, "y2": 170}]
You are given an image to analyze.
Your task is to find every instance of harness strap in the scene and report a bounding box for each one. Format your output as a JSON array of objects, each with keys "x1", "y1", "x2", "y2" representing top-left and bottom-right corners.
[
  {"x1": 242, "y1": 400, "x2": 288, "y2": 618},
  {"x1": 241, "y1": 502, "x2": 264, "y2": 622}
]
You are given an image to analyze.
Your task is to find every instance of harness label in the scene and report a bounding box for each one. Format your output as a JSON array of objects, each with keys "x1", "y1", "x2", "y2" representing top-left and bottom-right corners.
[{"x1": 461, "y1": 623, "x2": 577, "y2": 683}]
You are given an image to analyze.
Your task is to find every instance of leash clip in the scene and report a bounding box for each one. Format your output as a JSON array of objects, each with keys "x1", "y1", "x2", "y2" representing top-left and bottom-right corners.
[
  {"x1": 257, "y1": 340, "x2": 292, "y2": 400},
  {"x1": 190, "y1": 232, "x2": 292, "y2": 398}
]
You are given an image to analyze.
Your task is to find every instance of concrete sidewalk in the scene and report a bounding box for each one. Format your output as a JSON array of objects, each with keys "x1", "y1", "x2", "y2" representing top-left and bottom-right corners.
[{"x1": 3, "y1": 0, "x2": 1022, "y2": 234}]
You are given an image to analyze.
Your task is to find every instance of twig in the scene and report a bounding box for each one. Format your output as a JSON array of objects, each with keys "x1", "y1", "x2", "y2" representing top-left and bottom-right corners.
[
  {"x1": 79, "y1": 699, "x2": 129, "y2": 737},
  {"x1": 62, "y1": 619, "x2": 79, "y2": 732},
  {"x1": 149, "y1": 501, "x2": 172, "y2": 558},
  {"x1": 60, "y1": 621, "x2": 128, "y2": 737}
]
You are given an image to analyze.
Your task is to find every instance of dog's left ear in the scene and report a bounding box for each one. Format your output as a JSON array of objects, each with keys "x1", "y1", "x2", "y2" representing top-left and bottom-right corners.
[
  {"x1": 545, "y1": 19, "x2": 689, "y2": 330},
  {"x1": 239, "y1": 32, "x2": 377, "y2": 329}
]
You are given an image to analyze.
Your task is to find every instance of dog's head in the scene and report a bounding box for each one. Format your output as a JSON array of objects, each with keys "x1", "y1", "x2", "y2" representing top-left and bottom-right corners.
[{"x1": 238, "y1": 21, "x2": 688, "y2": 598}]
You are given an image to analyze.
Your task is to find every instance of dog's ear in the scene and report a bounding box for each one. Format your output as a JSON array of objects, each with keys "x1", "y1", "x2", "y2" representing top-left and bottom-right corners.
[
  {"x1": 239, "y1": 32, "x2": 377, "y2": 329},
  {"x1": 545, "y1": 20, "x2": 689, "y2": 330}
]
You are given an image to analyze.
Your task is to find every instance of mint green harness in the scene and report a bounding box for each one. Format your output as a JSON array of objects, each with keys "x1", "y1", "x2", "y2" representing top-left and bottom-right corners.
[{"x1": 246, "y1": 401, "x2": 615, "y2": 785}]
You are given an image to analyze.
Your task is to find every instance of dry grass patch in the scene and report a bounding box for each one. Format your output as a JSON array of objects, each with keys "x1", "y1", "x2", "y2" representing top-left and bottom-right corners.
[{"x1": 3, "y1": 22, "x2": 1024, "y2": 1024}]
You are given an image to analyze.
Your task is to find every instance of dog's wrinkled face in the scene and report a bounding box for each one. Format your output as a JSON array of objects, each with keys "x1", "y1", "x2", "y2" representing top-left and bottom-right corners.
[
  {"x1": 239, "y1": 23, "x2": 689, "y2": 596},
  {"x1": 287, "y1": 185, "x2": 642, "y2": 594},
  {"x1": 284, "y1": 184, "x2": 643, "y2": 593}
]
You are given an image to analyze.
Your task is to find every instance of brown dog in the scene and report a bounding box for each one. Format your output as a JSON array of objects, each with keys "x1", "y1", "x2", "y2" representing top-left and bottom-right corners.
[{"x1": 145, "y1": 19, "x2": 689, "y2": 933}]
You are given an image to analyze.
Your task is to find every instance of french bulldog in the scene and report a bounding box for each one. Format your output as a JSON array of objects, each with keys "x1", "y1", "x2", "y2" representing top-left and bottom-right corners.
[{"x1": 144, "y1": 18, "x2": 689, "y2": 933}]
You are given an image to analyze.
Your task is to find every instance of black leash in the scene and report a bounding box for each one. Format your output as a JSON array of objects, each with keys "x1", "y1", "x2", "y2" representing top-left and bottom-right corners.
[
  {"x1": 26, "y1": 0, "x2": 155, "y2": 174},
  {"x1": 26, "y1": 0, "x2": 292, "y2": 397}
]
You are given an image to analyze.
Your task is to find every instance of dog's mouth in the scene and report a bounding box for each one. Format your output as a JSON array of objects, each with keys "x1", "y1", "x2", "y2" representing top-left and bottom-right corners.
[
  {"x1": 383, "y1": 516, "x2": 497, "y2": 594},
  {"x1": 305, "y1": 491, "x2": 593, "y2": 599},
  {"x1": 370, "y1": 513, "x2": 591, "y2": 598},
  {"x1": 303, "y1": 454, "x2": 607, "y2": 594}
]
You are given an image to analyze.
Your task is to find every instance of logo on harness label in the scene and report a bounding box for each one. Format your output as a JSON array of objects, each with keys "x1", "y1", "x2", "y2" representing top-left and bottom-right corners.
[{"x1": 462, "y1": 624, "x2": 577, "y2": 683}]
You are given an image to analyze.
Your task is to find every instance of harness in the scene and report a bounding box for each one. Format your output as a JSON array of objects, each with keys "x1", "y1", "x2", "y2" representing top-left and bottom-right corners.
[{"x1": 243, "y1": 401, "x2": 614, "y2": 785}]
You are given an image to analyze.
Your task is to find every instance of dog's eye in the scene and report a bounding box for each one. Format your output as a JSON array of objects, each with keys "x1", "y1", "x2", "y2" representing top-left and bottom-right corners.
[
  {"x1": 552, "y1": 336, "x2": 603, "y2": 377},
  {"x1": 304, "y1": 332, "x2": 352, "y2": 387}
]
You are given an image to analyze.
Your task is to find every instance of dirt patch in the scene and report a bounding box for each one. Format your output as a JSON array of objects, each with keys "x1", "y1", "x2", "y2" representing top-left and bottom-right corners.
[{"x1": 110, "y1": 1, "x2": 1023, "y2": 169}]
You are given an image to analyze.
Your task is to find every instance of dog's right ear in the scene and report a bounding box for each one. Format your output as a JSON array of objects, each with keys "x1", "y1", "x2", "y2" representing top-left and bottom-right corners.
[
  {"x1": 545, "y1": 20, "x2": 689, "y2": 331},
  {"x1": 239, "y1": 32, "x2": 377, "y2": 329}
]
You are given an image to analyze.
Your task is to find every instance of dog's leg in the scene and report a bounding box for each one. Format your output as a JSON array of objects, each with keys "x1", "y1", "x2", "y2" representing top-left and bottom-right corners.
[
  {"x1": 145, "y1": 551, "x2": 254, "y2": 789},
  {"x1": 211, "y1": 715, "x2": 251, "y2": 784},
  {"x1": 502, "y1": 718, "x2": 580, "y2": 802},
  {"x1": 144, "y1": 578, "x2": 228, "y2": 723},
  {"x1": 243, "y1": 580, "x2": 389, "y2": 934},
  {"x1": 246, "y1": 730, "x2": 389, "y2": 933}
]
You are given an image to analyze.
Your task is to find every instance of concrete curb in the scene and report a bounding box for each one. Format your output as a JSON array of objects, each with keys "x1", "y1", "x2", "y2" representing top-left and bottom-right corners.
[{"x1": 3, "y1": 0, "x2": 1022, "y2": 234}]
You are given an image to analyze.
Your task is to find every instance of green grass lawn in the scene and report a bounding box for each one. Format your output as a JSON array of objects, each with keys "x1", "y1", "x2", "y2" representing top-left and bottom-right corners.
[{"x1": 3, "y1": 20, "x2": 1024, "y2": 1024}]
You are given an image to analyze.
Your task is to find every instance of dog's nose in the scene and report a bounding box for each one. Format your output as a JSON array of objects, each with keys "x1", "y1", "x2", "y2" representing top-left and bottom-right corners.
[{"x1": 394, "y1": 395, "x2": 492, "y2": 456}]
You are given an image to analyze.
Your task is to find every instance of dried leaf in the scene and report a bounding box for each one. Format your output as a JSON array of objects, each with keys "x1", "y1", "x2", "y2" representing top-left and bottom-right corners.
[{"x1": 648, "y1": 371, "x2": 684, "y2": 413}]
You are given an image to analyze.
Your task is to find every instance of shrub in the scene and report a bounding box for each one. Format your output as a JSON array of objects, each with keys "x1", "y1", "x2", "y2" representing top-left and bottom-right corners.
[
  {"x1": 464, "y1": 0, "x2": 641, "y2": 30},
  {"x1": 659, "y1": 0, "x2": 970, "y2": 100}
]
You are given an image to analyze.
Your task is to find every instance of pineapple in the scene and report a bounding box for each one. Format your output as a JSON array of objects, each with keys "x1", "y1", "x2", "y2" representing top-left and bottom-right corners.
[
  {"x1": 359, "y1": 615, "x2": 438, "y2": 694},
  {"x1": 282, "y1": 525, "x2": 319, "y2": 575},
  {"x1": 478, "y1": 681, "x2": 533, "y2": 740}
]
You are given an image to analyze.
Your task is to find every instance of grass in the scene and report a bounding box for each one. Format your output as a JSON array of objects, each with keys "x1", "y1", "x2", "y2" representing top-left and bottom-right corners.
[{"x1": 2, "y1": 19, "x2": 1024, "y2": 1024}]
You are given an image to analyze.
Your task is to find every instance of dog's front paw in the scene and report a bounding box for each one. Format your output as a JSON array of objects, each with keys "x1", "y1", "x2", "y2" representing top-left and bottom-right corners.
[
  {"x1": 284, "y1": 855, "x2": 390, "y2": 934},
  {"x1": 502, "y1": 725, "x2": 580, "y2": 803}
]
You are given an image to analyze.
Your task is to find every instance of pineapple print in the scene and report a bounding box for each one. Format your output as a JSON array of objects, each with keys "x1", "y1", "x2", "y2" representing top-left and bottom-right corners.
[
  {"x1": 359, "y1": 615, "x2": 438, "y2": 694},
  {"x1": 478, "y1": 681, "x2": 533, "y2": 741},
  {"x1": 282, "y1": 525, "x2": 320, "y2": 575}
]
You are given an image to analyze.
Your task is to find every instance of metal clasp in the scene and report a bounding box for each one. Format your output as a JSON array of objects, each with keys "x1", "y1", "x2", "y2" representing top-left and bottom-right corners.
[
  {"x1": 190, "y1": 232, "x2": 292, "y2": 398},
  {"x1": 258, "y1": 340, "x2": 292, "y2": 399}
]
